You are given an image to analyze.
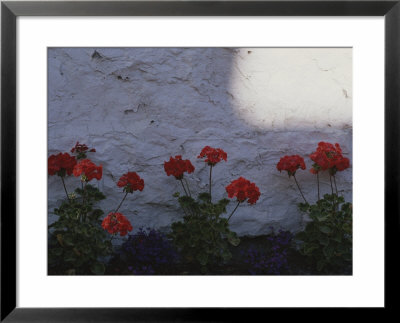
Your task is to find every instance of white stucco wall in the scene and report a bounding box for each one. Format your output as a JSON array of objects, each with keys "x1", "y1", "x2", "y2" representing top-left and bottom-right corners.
[{"x1": 48, "y1": 47, "x2": 352, "y2": 236}]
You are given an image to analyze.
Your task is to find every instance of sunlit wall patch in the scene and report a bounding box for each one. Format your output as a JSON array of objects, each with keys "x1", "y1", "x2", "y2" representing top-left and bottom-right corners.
[{"x1": 228, "y1": 48, "x2": 352, "y2": 131}]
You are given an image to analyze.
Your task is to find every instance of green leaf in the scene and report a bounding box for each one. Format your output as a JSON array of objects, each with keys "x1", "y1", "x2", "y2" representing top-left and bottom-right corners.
[
  {"x1": 196, "y1": 253, "x2": 208, "y2": 266},
  {"x1": 63, "y1": 236, "x2": 75, "y2": 247},
  {"x1": 342, "y1": 223, "x2": 351, "y2": 233},
  {"x1": 221, "y1": 250, "x2": 232, "y2": 262},
  {"x1": 298, "y1": 202, "x2": 309, "y2": 212},
  {"x1": 56, "y1": 234, "x2": 64, "y2": 246},
  {"x1": 319, "y1": 226, "x2": 332, "y2": 234},
  {"x1": 90, "y1": 262, "x2": 105, "y2": 275},
  {"x1": 227, "y1": 232, "x2": 240, "y2": 246},
  {"x1": 319, "y1": 234, "x2": 329, "y2": 246},
  {"x1": 66, "y1": 269, "x2": 76, "y2": 275},
  {"x1": 317, "y1": 260, "x2": 326, "y2": 271},
  {"x1": 303, "y1": 243, "x2": 318, "y2": 255},
  {"x1": 337, "y1": 244, "x2": 349, "y2": 254},
  {"x1": 198, "y1": 192, "x2": 211, "y2": 202},
  {"x1": 64, "y1": 254, "x2": 77, "y2": 263},
  {"x1": 323, "y1": 245, "x2": 334, "y2": 259},
  {"x1": 331, "y1": 234, "x2": 342, "y2": 243},
  {"x1": 51, "y1": 248, "x2": 63, "y2": 256},
  {"x1": 215, "y1": 221, "x2": 227, "y2": 232},
  {"x1": 295, "y1": 231, "x2": 307, "y2": 241},
  {"x1": 217, "y1": 198, "x2": 230, "y2": 210},
  {"x1": 178, "y1": 196, "x2": 195, "y2": 207},
  {"x1": 316, "y1": 214, "x2": 329, "y2": 222}
]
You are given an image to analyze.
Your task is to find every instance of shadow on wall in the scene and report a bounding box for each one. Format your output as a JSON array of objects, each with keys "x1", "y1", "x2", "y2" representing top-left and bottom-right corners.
[{"x1": 48, "y1": 47, "x2": 352, "y2": 236}]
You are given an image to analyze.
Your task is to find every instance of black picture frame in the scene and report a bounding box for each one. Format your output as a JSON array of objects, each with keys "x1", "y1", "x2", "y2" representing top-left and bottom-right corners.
[{"x1": 1, "y1": 1, "x2": 399, "y2": 321}]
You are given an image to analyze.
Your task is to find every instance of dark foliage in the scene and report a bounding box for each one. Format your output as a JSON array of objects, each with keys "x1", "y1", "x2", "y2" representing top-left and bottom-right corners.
[
  {"x1": 296, "y1": 194, "x2": 352, "y2": 273},
  {"x1": 169, "y1": 193, "x2": 240, "y2": 273},
  {"x1": 48, "y1": 185, "x2": 112, "y2": 275}
]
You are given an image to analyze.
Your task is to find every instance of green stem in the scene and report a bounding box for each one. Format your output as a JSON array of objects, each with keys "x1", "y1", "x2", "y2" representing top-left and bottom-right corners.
[
  {"x1": 183, "y1": 178, "x2": 192, "y2": 197},
  {"x1": 179, "y1": 179, "x2": 195, "y2": 217},
  {"x1": 209, "y1": 165, "x2": 213, "y2": 203},
  {"x1": 329, "y1": 175, "x2": 334, "y2": 195},
  {"x1": 333, "y1": 175, "x2": 339, "y2": 195},
  {"x1": 227, "y1": 201, "x2": 241, "y2": 222},
  {"x1": 181, "y1": 207, "x2": 190, "y2": 218},
  {"x1": 293, "y1": 175, "x2": 308, "y2": 204},
  {"x1": 330, "y1": 175, "x2": 337, "y2": 213},
  {"x1": 60, "y1": 176, "x2": 70, "y2": 202},
  {"x1": 81, "y1": 181, "x2": 84, "y2": 203},
  {"x1": 179, "y1": 179, "x2": 189, "y2": 197},
  {"x1": 317, "y1": 172, "x2": 320, "y2": 201},
  {"x1": 79, "y1": 182, "x2": 88, "y2": 222},
  {"x1": 115, "y1": 192, "x2": 128, "y2": 213}
]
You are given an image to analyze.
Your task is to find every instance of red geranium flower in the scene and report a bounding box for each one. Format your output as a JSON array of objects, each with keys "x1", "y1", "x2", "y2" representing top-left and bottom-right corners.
[
  {"x1": 101, "y1": 212, "x2": 133, "y2": 237},
  {"x1": 117, "y1": 172, "x2": 144, "y2": 193},
  {"x1": 310, "y1": 142, "x2": 350, "y2": 174},
  {"x1": 164, "y1": 155, "x2": 195, "y2": 180},
  {"x1": 73, "y1": 159, "x2": 102, "y2": 181},
  {"x1": 48, "y1": 152, "x2": 77, "y2": 177},
  {"x1": 226, "y1": 177, "x2": 260, "y2": 205},
  {"x1": 334, "y1": 155, "x2": 350, "y2": 171},
  {"x1": 71, "y1": 141, "x2": 96, "y2": 159},
  {"x1": 197, "y1": 146, "x2": 227, "y2": 166},
  {"x1": 277, "y1": 155, "x2": 306, "y2": 177}
]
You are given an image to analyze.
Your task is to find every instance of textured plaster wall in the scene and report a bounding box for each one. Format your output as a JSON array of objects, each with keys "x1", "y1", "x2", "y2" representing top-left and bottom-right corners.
[{"x1": 48, "y1": 47, "x2": 352, "y2": 236}]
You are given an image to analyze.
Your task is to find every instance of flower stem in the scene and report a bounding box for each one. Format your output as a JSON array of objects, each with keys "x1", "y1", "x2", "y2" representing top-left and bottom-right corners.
[
  {"x1": 60, "y1": 176, "x2": 70, "y2": 202},
  {"x1": 179, "y1": 179, "x2": 189, "y2": 197},
  {"x1": 329, "y1": 175, "x2": 338, "y2": 212},
  {"x1": 115, "y1": 192, "x2": 128, "y2": 213},
  {"x1": 333, "y1": 175, "x2": 338, "y2": 195},
  {"x1": 179, "y1": 180, "x2": 195, "y2": 217},
  {"x1": 293, "y1": 175, "x2": 308, "y2": 204},
  {"x1": 209, "y1": 165, "x2": 213, "y2": 203},
  {"x1": 317, "y1": 172, "x2": 320, "y2": 201},
  {"x1": 227, "y1": 201, "x2": 241, "y2": 222},
  {"x1": 181, "y1": 206, "x2": 190, "y2": 218},
  {"x1": 82, "y1": 182, "x2": 86, "y2": 205},
  {"x1": 329, "y1": 175, "x2": 334, "y2": 195},
  {"x1": 82, "y1": 182, "x2": 88, "y2": 222},
  {"x1": 183, "y1": 178, "x2": 192, "y2": 197}
]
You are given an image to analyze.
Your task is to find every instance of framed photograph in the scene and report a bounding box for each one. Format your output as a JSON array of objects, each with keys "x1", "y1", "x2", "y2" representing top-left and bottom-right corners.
[{"x1": 1, "y1": 0, "x2": 399, "y2": 320}]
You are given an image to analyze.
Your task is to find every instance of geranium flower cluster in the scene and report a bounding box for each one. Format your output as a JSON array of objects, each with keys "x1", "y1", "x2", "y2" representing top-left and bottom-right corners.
[
  {"x1": 117, "y1": 172, "x2": 145, "y2": 193},
  {"x1": 71, "y1": 141, "x2": 96, "y2": 159},
  {"x1": 164, "y1": 155, "x2": 195, "y2": 180},
  {"x1": 276, "y1": 141, "x2": 351, "y2": 203},
  {"x1": 226, "y1": 177, "x2": 261, "y2": 205},
  {"x1": 48, "y1": 152, "x2": 77, "y2": 176},
  {"x1": 73, "y1": 159, "x2": 102, "y2": 182},
  {"x1": 310, "y1": 142, "x2": 350, "y2": 174},
  {"x1": 197, "y1": 146, "x2": 227, "y2": 166},
  {"x1": 276, "y1": 155, "x2": 306, "y2": 176},
  {"x1": 101, "y1": 212, "x2": 133, "y2": 237}
]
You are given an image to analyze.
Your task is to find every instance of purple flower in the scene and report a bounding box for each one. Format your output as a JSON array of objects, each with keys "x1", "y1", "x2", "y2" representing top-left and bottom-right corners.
[
  {"x1": 241, "y1": 229, "x2": 293, "y2": 275},
  {"x1": 118, "y1": 228, "x2": 179, "y2": 275}
]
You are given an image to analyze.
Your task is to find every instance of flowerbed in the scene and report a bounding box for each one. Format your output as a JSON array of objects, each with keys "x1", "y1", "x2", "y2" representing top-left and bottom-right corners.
[{"x1": 48, "y1": 141, "x2": 352, "y2": 275}]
